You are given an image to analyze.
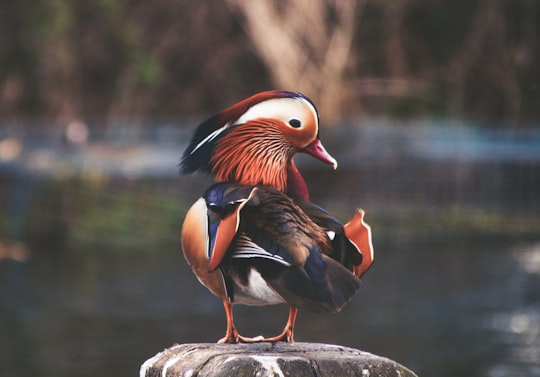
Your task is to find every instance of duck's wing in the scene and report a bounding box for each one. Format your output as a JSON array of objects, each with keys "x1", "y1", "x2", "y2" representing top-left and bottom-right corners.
[
  {"x1": 344, "y1": 209, "x2": 374, "y2": 277},
  {"x1": 203, "y1": 183, "x2": 360, "y2": 312},
  {"x1": 202, "y1": 182, "x2": 297, "y2": 271},
  {"x1": 298, "y1": 200, "x2": 374, "y2": 278}
]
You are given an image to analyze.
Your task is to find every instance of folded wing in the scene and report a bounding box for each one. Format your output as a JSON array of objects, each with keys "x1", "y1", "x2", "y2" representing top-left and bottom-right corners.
[{"x1": 200, "y1": 183, "x2": 361, "y2": 312}]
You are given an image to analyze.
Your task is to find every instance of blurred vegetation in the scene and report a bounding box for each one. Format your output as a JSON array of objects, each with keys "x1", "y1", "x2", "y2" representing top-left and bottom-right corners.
[
  {"x1": 0, "y1": 0, "x2": 538, "y2": 126},
  {"x1": 0, "y1": 176, "x2": 186, "y2": 251},
  {"x1": 1, "y1": 168, "x2": 538, "y2": 253}
]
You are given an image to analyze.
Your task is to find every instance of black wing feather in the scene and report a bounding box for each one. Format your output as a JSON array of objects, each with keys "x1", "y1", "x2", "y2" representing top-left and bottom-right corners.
[{"x1": 180, "y1": 114, "x2": 225, "y2": 174}]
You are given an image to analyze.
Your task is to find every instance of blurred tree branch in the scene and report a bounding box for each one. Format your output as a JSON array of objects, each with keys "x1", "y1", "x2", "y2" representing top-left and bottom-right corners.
[
  {"x1": 227, "y1": 0, "x2": 364, "y2": 122},
  {"x1": 446, "y1": 0, "x2": 522, "y2": 123},
  {"x1": 0, "y1": 0, "x2": 538, "y2": 126}
]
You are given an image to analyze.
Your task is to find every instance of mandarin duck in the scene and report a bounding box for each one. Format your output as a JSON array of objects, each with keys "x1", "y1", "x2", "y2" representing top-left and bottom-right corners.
[{"x1": 180, "y1": 91, "x2": 374, "y2": 343}]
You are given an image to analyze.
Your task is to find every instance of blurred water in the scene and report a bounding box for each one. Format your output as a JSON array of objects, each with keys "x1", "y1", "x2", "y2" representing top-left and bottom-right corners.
[
  {"x1": 0, "y1": 121, "x2": 539, "y2": 376},
  {"x1": 1, "y1": 237, "x2": 539, "y2": 377}
]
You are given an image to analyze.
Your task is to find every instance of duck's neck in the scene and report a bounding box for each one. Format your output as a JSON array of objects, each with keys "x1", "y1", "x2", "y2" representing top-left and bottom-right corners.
[
  {"x1": 286, "y1": 160, "x2": 310, "y2": 201},
  {"x1": 212, "y1": 153, "x2": 288, "y2": 192},
  {"x1": 211, "y1": 124, "x2": 294, "y2": 192},
  {"x1": 212, "y1": 148, "x2": 309, "y2": 201}
]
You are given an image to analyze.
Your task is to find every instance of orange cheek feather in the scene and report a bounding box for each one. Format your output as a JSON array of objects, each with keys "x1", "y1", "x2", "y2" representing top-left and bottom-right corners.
[{"x1": 280, "y1": 114, "x2": 318, "y2": 149}]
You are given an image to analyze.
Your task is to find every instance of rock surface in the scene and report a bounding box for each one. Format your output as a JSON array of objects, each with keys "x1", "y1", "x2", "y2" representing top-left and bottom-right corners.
[{"x1": 140, "y1": 342, "x2": 418, "y2": 377}]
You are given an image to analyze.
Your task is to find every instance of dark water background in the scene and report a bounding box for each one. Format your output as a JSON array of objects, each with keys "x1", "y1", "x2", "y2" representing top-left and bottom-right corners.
[{"x1": 1, "y1": 121, "x2": 539, "y2": 377}]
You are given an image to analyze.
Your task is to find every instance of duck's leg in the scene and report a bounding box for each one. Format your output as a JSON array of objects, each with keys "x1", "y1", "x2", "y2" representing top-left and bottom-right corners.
[
  {"x1": 218, "y1": 301, "x2": 240, "y2": 343},
  {"x1": 217, "y1": 302, "x2": 298, "y2": 343},
  {"x1": 217, "y1": 301, "x2": 265, "y2": 343},
  {"x1": 261, "y1": 306, "x2": 298, "y2": 343}
]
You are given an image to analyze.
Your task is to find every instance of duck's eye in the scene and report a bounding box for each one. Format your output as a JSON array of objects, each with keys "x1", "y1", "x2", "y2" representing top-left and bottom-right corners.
[{"x1": 288, "y1": 119, "x2": 301, "y2": 128}]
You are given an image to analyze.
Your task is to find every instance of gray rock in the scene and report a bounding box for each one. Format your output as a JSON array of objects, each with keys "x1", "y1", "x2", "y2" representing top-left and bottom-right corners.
[{"x1": 140, "y1": 342, "x2": 418, "y2": 377}]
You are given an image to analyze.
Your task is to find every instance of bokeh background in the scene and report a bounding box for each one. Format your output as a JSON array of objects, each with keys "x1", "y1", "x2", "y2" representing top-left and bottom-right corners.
[{"x1": 1, "y1": 1, "x2": 539, "y2": 376}]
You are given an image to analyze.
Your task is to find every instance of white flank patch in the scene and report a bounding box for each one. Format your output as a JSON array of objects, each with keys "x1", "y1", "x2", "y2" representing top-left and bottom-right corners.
[
  {"x1": 247, "y1": 269, "x2": 284, "y2": 304},
  {"x1": 233, "y1": 268, "x2": 284, "y2": 305}
]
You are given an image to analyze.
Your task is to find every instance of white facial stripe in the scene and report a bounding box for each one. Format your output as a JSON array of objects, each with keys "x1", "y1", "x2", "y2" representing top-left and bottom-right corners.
[
  {"x1": 233, "y1": 97, "x2": 318, "y2": 128},
  {"x1": 190, "y1": 123, "x2": 229, "y2": 155}
]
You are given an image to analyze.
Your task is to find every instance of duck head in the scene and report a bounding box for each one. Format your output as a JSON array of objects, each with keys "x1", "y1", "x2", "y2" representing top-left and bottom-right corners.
[{"x1": 180, "y1": 91, "x2": 337, "y2": 200}]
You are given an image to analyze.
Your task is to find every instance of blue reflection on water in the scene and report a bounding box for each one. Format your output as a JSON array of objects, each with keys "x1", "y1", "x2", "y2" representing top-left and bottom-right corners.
[{"x1": 1, "y1": 238, "x2": 540, "y2": 377}]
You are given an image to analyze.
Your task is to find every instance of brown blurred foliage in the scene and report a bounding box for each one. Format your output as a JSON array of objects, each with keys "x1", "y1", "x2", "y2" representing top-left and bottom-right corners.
[{"x1": 0, "y1": 0, "x2": 538, "y2": 126}]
